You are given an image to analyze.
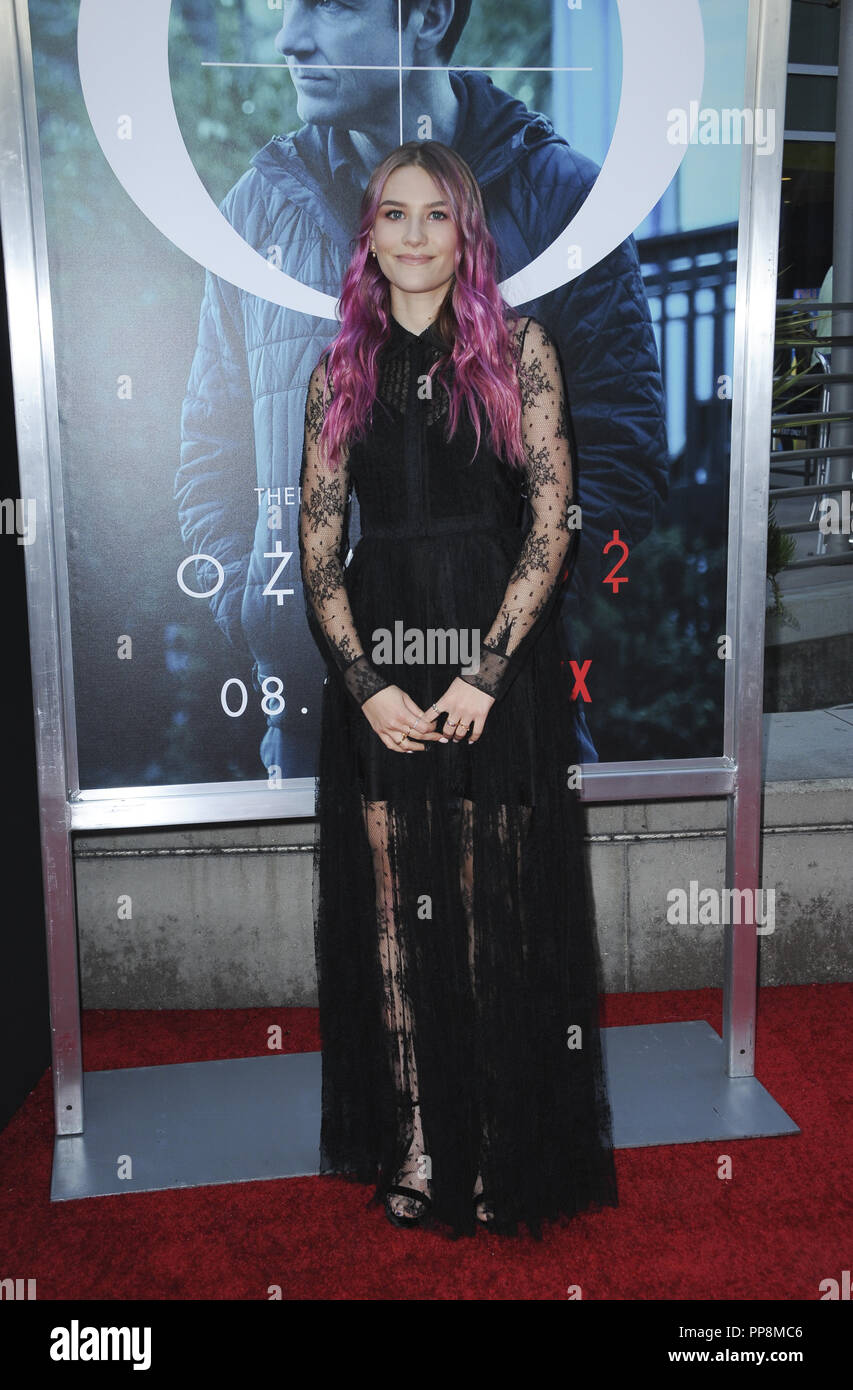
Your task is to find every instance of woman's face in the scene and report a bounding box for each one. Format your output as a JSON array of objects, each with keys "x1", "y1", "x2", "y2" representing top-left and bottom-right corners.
[{"x1": 371, "y1": 164, "x2": 459, "y2": 306}]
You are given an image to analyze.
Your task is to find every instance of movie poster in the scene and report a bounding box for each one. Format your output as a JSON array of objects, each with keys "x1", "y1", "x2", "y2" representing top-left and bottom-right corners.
[{"x1": 24, "y1": 0, "x2": 752, "y2": 792}]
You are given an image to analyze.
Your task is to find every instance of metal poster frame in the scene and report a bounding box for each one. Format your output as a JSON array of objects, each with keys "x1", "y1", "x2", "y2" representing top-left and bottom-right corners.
[{"x1": 1, "y1": 0, "x2": 791, "y2": 1156}]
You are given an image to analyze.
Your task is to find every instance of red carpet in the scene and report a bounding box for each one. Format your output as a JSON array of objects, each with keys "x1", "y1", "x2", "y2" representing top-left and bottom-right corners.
[{"x1": 1, "y1": 984, "x2": 850, "y2": 1301}]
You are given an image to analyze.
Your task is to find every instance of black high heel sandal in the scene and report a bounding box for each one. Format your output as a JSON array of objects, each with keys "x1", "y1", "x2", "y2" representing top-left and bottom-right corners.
[
  {"x1": 384, "y1": 1102, "x2": 433, "y2": 1229},
  {"x1": 385, "y1": 1180, "x2": 432, "y2": 1228},
  {"x1": 473, "y1": 1173, "x2": 495, "y2": 1225}
]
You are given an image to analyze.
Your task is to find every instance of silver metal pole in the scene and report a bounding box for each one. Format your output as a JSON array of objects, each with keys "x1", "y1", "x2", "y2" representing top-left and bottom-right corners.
[
  {"x1": 825, "y1": 0, "x2": 853, "y2": 555},
  {"x1": 723, "y1": 0, "x2": 792, "y2": 1077},
  {"x1": 0, "y1": 0, "x2": 84, "y2": 1133}
]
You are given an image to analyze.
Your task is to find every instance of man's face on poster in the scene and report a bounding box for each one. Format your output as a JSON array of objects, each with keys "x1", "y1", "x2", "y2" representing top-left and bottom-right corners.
[{"x1": 274, "y1": 0, "x2": 442, "y2": 126}]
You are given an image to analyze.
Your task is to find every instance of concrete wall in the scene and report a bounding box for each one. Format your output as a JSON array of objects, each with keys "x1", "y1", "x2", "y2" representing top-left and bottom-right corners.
[
  {"x1": 72, "y1": 776, "x2": 853, "y2": 1009},
  {"x1": 764, "y1": 575, "x2": 853, "y2": 711}
]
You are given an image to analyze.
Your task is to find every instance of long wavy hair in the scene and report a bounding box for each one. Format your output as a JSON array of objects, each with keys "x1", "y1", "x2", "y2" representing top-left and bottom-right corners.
[{"x1": 313, "y1": 141, "x2": 526, "y2": 472}]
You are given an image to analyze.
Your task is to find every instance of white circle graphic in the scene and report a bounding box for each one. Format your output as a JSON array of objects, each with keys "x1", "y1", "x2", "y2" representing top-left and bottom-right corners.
[
  {"x1": 77, "y1": 0, "x2": 704, "y2": 316},
  {"x1": 176, "y1": 554, "x2": 224, "y2": 598}
]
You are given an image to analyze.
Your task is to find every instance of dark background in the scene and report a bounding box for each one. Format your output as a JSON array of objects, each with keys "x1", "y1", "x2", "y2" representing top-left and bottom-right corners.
[{"x1": 0, "y1": 225, "x2": 51, "y2": 1132}]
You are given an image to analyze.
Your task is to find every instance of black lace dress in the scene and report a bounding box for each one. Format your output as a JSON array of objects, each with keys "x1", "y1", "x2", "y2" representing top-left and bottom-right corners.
[{"x1": 298, "y1": 311, "x2": 618, "y2": 1239}]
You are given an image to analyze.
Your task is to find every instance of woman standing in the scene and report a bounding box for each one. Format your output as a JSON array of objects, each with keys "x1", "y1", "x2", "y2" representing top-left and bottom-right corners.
[{"x1": 298, "y1": 140, "x2": 617, "y2": 1238}]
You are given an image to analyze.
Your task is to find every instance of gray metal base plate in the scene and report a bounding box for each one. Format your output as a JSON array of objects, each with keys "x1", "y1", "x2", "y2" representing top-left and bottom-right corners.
[{"x1": 51, "y1": 1021, "x2": 799, "y2": 1200}]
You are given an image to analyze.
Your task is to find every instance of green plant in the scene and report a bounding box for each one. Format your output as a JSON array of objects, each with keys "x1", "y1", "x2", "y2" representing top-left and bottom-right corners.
[{"x1": 766, "y1": 499, "x2": 798, "y2": 628}]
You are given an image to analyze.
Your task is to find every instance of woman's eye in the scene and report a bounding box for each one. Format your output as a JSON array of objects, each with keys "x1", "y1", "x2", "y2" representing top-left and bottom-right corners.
[{"x1": 383, "y1": 210, "x2": 448, "y2": 220}]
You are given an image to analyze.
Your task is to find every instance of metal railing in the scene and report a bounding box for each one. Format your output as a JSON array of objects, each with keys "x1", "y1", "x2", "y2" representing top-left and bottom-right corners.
[
  {"x1": 637, "y1": 224, "x2": 853, "y2": 571},
  {"x1": 771, "y1": 299, "x2": 853, "y2": 569},
  {"x1": 640, "y1": 222, "x2": 738, "y2": 490}
]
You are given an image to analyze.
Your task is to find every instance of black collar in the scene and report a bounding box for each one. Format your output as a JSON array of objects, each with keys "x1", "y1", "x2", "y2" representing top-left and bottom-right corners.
[{"x1": 385, "y1": 313, "x2": 449, "y2": 357}]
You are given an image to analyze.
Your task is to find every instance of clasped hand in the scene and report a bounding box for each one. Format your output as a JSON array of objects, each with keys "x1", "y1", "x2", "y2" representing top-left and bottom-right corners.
[{"x1": 361, "y1": 677, "x2": 495, "y2": 754}]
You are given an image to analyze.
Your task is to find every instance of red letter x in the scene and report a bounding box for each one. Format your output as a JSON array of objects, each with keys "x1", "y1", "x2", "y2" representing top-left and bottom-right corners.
[{"x1": 569, "y1": 659, "x2": 591, "y2": 702}]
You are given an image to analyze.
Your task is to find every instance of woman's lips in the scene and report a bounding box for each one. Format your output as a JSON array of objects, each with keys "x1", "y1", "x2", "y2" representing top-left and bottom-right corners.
[{"x1": 397, "y1": 256, "x2": 431, "y2": 263}]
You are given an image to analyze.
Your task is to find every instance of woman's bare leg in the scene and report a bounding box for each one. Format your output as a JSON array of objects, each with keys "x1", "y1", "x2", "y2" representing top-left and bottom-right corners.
[
  {"x1": 460, "y1": 798, "x2": 532, "y2": 1220},
  {"x1": 361, "y1": 798, "x2": 429, "y2": 1219}
]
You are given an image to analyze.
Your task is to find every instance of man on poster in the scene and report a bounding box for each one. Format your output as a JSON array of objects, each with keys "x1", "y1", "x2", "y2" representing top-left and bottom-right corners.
[{"x1": 176, "y1": 0, "x2": 669, "y2": 776}]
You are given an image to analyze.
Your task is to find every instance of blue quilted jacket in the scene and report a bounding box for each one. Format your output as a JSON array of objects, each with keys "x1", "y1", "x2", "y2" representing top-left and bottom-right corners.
[{"x1": 176, "y1": 71, "x2": 669, "y2": 773}]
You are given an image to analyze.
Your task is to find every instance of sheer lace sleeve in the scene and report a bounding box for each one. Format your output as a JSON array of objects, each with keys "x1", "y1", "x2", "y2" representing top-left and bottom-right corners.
[
  {"x1": 459, "y1": 317, "x2": 576, "y2": 702},
  {"x1": 299, "y1": 356, "x2": 391, "y2": 707}
]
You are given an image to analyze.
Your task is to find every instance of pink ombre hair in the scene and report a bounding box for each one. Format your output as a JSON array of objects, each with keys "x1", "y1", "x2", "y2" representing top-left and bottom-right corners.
[{"x1": 312, "y1": 141, "x2": 526, "y2": 472}]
